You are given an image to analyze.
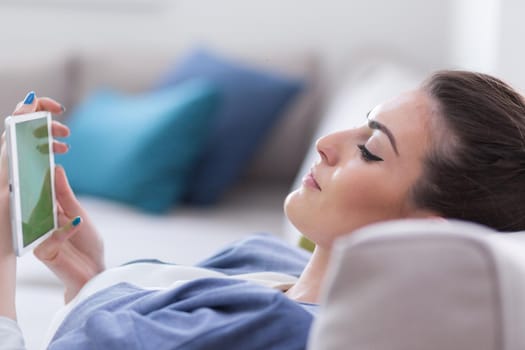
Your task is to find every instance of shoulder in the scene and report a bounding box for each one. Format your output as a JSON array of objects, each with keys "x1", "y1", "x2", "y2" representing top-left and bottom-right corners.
[{"x1": 197, "y1": 233, "x2": 312, "y2": 276}]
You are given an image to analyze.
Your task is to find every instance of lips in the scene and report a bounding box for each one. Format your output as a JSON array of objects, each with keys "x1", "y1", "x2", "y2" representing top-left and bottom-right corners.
[{"x1": 302, "y1": 168, "x2": 321, "y2": 191}]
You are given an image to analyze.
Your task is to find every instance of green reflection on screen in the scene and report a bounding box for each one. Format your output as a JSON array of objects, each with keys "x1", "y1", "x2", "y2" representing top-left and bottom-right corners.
[{"x1": 15, "y1": 118, "x2": 54, "y2": 247}]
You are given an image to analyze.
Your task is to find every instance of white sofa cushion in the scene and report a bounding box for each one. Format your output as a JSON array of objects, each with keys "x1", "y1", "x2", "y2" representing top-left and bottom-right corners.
[{"x1": 308, "y1": 219, "x2": 525, "y2": 350}]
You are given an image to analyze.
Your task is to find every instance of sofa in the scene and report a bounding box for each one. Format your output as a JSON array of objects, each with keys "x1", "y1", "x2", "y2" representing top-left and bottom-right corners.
[{"x1": 6, "y1": 49, "x2": 525, "y2": 350}]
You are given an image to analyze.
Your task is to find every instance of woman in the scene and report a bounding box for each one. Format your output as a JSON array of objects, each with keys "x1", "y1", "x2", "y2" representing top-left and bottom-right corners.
[{"x1": 2, "y1": 70, "x2": 525, "y2": 349}]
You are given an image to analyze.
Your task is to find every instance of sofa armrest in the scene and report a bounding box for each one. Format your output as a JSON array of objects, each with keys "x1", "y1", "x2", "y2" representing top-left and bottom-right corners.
[{"x1": 308, "y1": 219, "x2": 525, "y2": 350}]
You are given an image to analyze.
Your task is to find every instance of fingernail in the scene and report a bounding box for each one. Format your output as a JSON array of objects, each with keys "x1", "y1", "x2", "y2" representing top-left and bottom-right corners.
[
  {"x1": 23, "y1": 91, "x2": 35, "y2": 105},
  {"x1": 60, "y1": 105, "x2": 66, "y2": 113},
  {"x1": 72, "y1": 216, "x2": 82, "y2": 227}
]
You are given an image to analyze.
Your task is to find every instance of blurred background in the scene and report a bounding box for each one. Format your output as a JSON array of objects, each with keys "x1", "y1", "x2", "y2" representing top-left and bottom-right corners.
[
  {"x1": 0, "y1": 0, "x2": 519, "y2": 89},
  {"x1": 3, "y1": 1, "x2": 524, "y2": 348}
]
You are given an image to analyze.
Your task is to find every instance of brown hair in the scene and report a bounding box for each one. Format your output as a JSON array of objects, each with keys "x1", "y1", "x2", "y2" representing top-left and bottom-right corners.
[{"x1": 412, "y1": 70, "x2": 525, "y2": 231}]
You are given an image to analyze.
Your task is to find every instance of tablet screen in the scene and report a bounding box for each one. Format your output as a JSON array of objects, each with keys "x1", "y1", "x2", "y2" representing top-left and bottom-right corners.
[{"x1": 15, "y1": 117, "x2": 54, "y2": 247}]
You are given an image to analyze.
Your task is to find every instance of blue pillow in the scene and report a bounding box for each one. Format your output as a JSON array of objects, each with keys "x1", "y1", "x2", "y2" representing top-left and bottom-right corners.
[
  {"x1": 57, "y1": 79, "x2": 220, "y2": 213},
  {"x1": 156, "y1": 49, "x2": 303, "y2": 205}
]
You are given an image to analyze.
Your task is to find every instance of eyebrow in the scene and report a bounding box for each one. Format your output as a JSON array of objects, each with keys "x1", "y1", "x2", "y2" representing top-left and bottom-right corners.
[{"x1": 366, "y1": 110, "x2": 399, "y2": 156}]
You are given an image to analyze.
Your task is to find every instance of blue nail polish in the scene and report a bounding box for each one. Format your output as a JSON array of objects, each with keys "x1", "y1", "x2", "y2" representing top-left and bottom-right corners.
[
  {"x1": 72, "y1": 216, "x2": 82, "y2": 227},
  {"x1": 23, "y1": 91, "x2": 35, "y2": 105}
]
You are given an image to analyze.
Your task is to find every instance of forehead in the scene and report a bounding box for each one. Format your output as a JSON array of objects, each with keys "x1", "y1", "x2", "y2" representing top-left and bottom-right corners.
[
  {"x1": 369, "y1": 89, "x2": 432, "y2": 153},
  {"x1": 370, "y1": 89, "x2": 431, "y2": 126}
]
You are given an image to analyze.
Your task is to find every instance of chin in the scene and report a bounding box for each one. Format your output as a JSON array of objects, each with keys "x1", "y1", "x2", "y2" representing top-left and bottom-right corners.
[
  {"x1": 283, "y1": 190, "x2": 297, "y2": 222},
  {"x1": 284, "y1": 189, "x2": 316, "y2": 240}
]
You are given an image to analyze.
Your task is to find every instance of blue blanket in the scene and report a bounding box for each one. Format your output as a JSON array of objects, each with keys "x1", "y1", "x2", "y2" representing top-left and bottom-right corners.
[{"x1": 49, "y1": 234, "x2": 316, "y2": 350}]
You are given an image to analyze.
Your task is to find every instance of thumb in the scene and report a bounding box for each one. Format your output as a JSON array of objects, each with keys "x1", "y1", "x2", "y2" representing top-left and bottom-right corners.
[
  {"x1": 34, "y1": 216, "x2": 82, "y2": 262},
  {"x1": 55, "y1": 165, "x2": 82, "y2": 218},
  {"x1": 13, "y1": 91, "x2": 37, "y2": 115}
]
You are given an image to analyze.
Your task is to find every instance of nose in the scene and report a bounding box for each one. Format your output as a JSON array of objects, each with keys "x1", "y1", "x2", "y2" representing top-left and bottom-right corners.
[{"x1": 315, "y1": 132, "x2": 341, "y2": 166}]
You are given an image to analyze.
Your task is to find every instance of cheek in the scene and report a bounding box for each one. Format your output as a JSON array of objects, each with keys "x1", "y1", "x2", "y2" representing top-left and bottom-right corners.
[
  {"x1": 317, "y1": 166, "x2": 406, "y2": 239},
  {"x1": 284, "y1": 164, "x2": 413, "y2": 248},
  {"x1": 327, "y1": 167, "x2": 396, "y2": 213}
]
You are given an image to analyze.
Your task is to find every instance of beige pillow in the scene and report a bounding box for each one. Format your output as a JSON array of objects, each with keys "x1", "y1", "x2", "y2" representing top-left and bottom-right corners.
[{"x1": 308, "y1": 219, "x2": 525, "y2": 350}]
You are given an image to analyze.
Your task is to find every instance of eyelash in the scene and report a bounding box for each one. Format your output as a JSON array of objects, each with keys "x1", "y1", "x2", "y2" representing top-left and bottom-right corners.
[{"x1": 357, "y1": 144, "x2": 383, "y2": 162}]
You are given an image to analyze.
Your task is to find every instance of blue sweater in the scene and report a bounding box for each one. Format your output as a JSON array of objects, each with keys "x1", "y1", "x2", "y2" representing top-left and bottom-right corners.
[{"x1": 48, "y1": 234, "x2": 316, "y2": 350}]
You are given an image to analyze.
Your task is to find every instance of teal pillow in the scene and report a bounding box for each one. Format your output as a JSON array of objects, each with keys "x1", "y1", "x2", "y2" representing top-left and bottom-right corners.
[
  {"x1": 57, "y1": 80, "x2": 220, "y2": 213},
  {"x1": 156, "y1": 49, "x2": 303, "y2": 205}
]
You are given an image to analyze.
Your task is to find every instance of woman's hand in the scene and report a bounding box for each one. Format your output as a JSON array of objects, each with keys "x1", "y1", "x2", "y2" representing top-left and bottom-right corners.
[
  {"x1": 35, "y1": 165, "x2": 106, "y2": 303},
  {"x1": 0, "y1": 91, "x2": 73, "y2": 319},
  {"x1": 8, "y1": 92, "x2": 106, "y2": 303},
  {"x1": 1, "y1": 93, "x2": 71, "y2": 249},
  {"x1": 0, "y1": 129, "x2": 16, "y2": 320},
  {"x1": 0, "y1": 130, "x2": 13, "y2": 259}
]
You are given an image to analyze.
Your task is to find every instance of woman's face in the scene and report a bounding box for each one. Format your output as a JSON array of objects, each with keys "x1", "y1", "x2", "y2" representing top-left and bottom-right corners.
[{"x1": 284, "y1": 89, "x2": 436, "y2": 249}]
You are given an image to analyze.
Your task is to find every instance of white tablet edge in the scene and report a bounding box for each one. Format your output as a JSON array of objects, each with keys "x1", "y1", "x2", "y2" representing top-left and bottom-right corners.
[{"x1": 5, "y1": 112, "x2": 58, "y2": 256}]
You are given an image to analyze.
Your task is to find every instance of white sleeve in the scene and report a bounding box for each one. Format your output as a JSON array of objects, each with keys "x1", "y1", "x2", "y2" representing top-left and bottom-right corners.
[{"x1": 0, "y1": 317, "x2": 25, "y2": 350}]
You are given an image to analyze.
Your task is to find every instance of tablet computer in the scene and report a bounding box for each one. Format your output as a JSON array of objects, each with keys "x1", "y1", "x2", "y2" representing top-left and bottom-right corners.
[{"x1": 4, "y1": 111, "x2": 58, "y2": 256}]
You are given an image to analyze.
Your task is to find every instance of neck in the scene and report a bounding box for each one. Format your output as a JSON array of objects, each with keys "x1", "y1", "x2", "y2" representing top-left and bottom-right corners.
[{"x1": 285, "y1": 245, "x2": 332, "y2": 304}]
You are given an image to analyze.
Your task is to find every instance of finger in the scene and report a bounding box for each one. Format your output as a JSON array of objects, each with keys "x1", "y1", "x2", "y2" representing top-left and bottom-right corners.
[
  {"x1": 54, "y1": 165, "x2": 81, "y2": 218},
  {"x1": 51, "y1": 120, "x2": 70, "y2": 138},
  {"x1": 57, "y1": 206, "x2": 69, "y2": 227},
  {"x1": 36, "y1": 143, "x2": 50, "y2": 155},
  {"x1": 0, "y1": 129, "x2": 8, "y2": 184},
  {"x1": 34, "y1": 216, "x2": 82, "y2": 261},
  {"x1": 13, "y1": 91, "x2": 37, "y2": 115},
  {"x1": 56, "y1": 216, "x2": 82, "y2": 238},
  {"x1": 32, "y1": 125, "x2": 48, "y2": 138},
  {"x1": 33, "y1": 121, "x2": 69, "y2": 139},
  {"x1": 12, "y1": 93, "x2": 65, "y2": 116},
  {"x1": 35, "y1": 97, "x2": 65, "y2": 115},
  {"x1": 0, "y1": 144, "x2": 7, "y2": 186},
  {"x1": 52, "y1": 140, "x2": 70, "y2": 154}
]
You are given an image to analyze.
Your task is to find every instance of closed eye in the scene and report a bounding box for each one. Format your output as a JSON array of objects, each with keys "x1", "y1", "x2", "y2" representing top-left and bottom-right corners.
[{"x1": 357, "y1": 144, "x2": 383, "y2": 162}]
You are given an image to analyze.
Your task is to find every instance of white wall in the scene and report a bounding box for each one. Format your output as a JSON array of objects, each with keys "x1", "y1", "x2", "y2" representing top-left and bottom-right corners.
[
  {"x1": 450, "y1": 0, "x2": 500, "y2": 74},
  {"x1": 495, "y1": 0, "x2": 525, "y2": 91},
  {"x1": 448, "y1": 0, "x2": 525, "y2": 92},
  {"x1": 4, "y1": 0, "x2": 525, "y2": 90},
  {"x1": 0, "y1": 0, "x2": 455, "y2": 88}
]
